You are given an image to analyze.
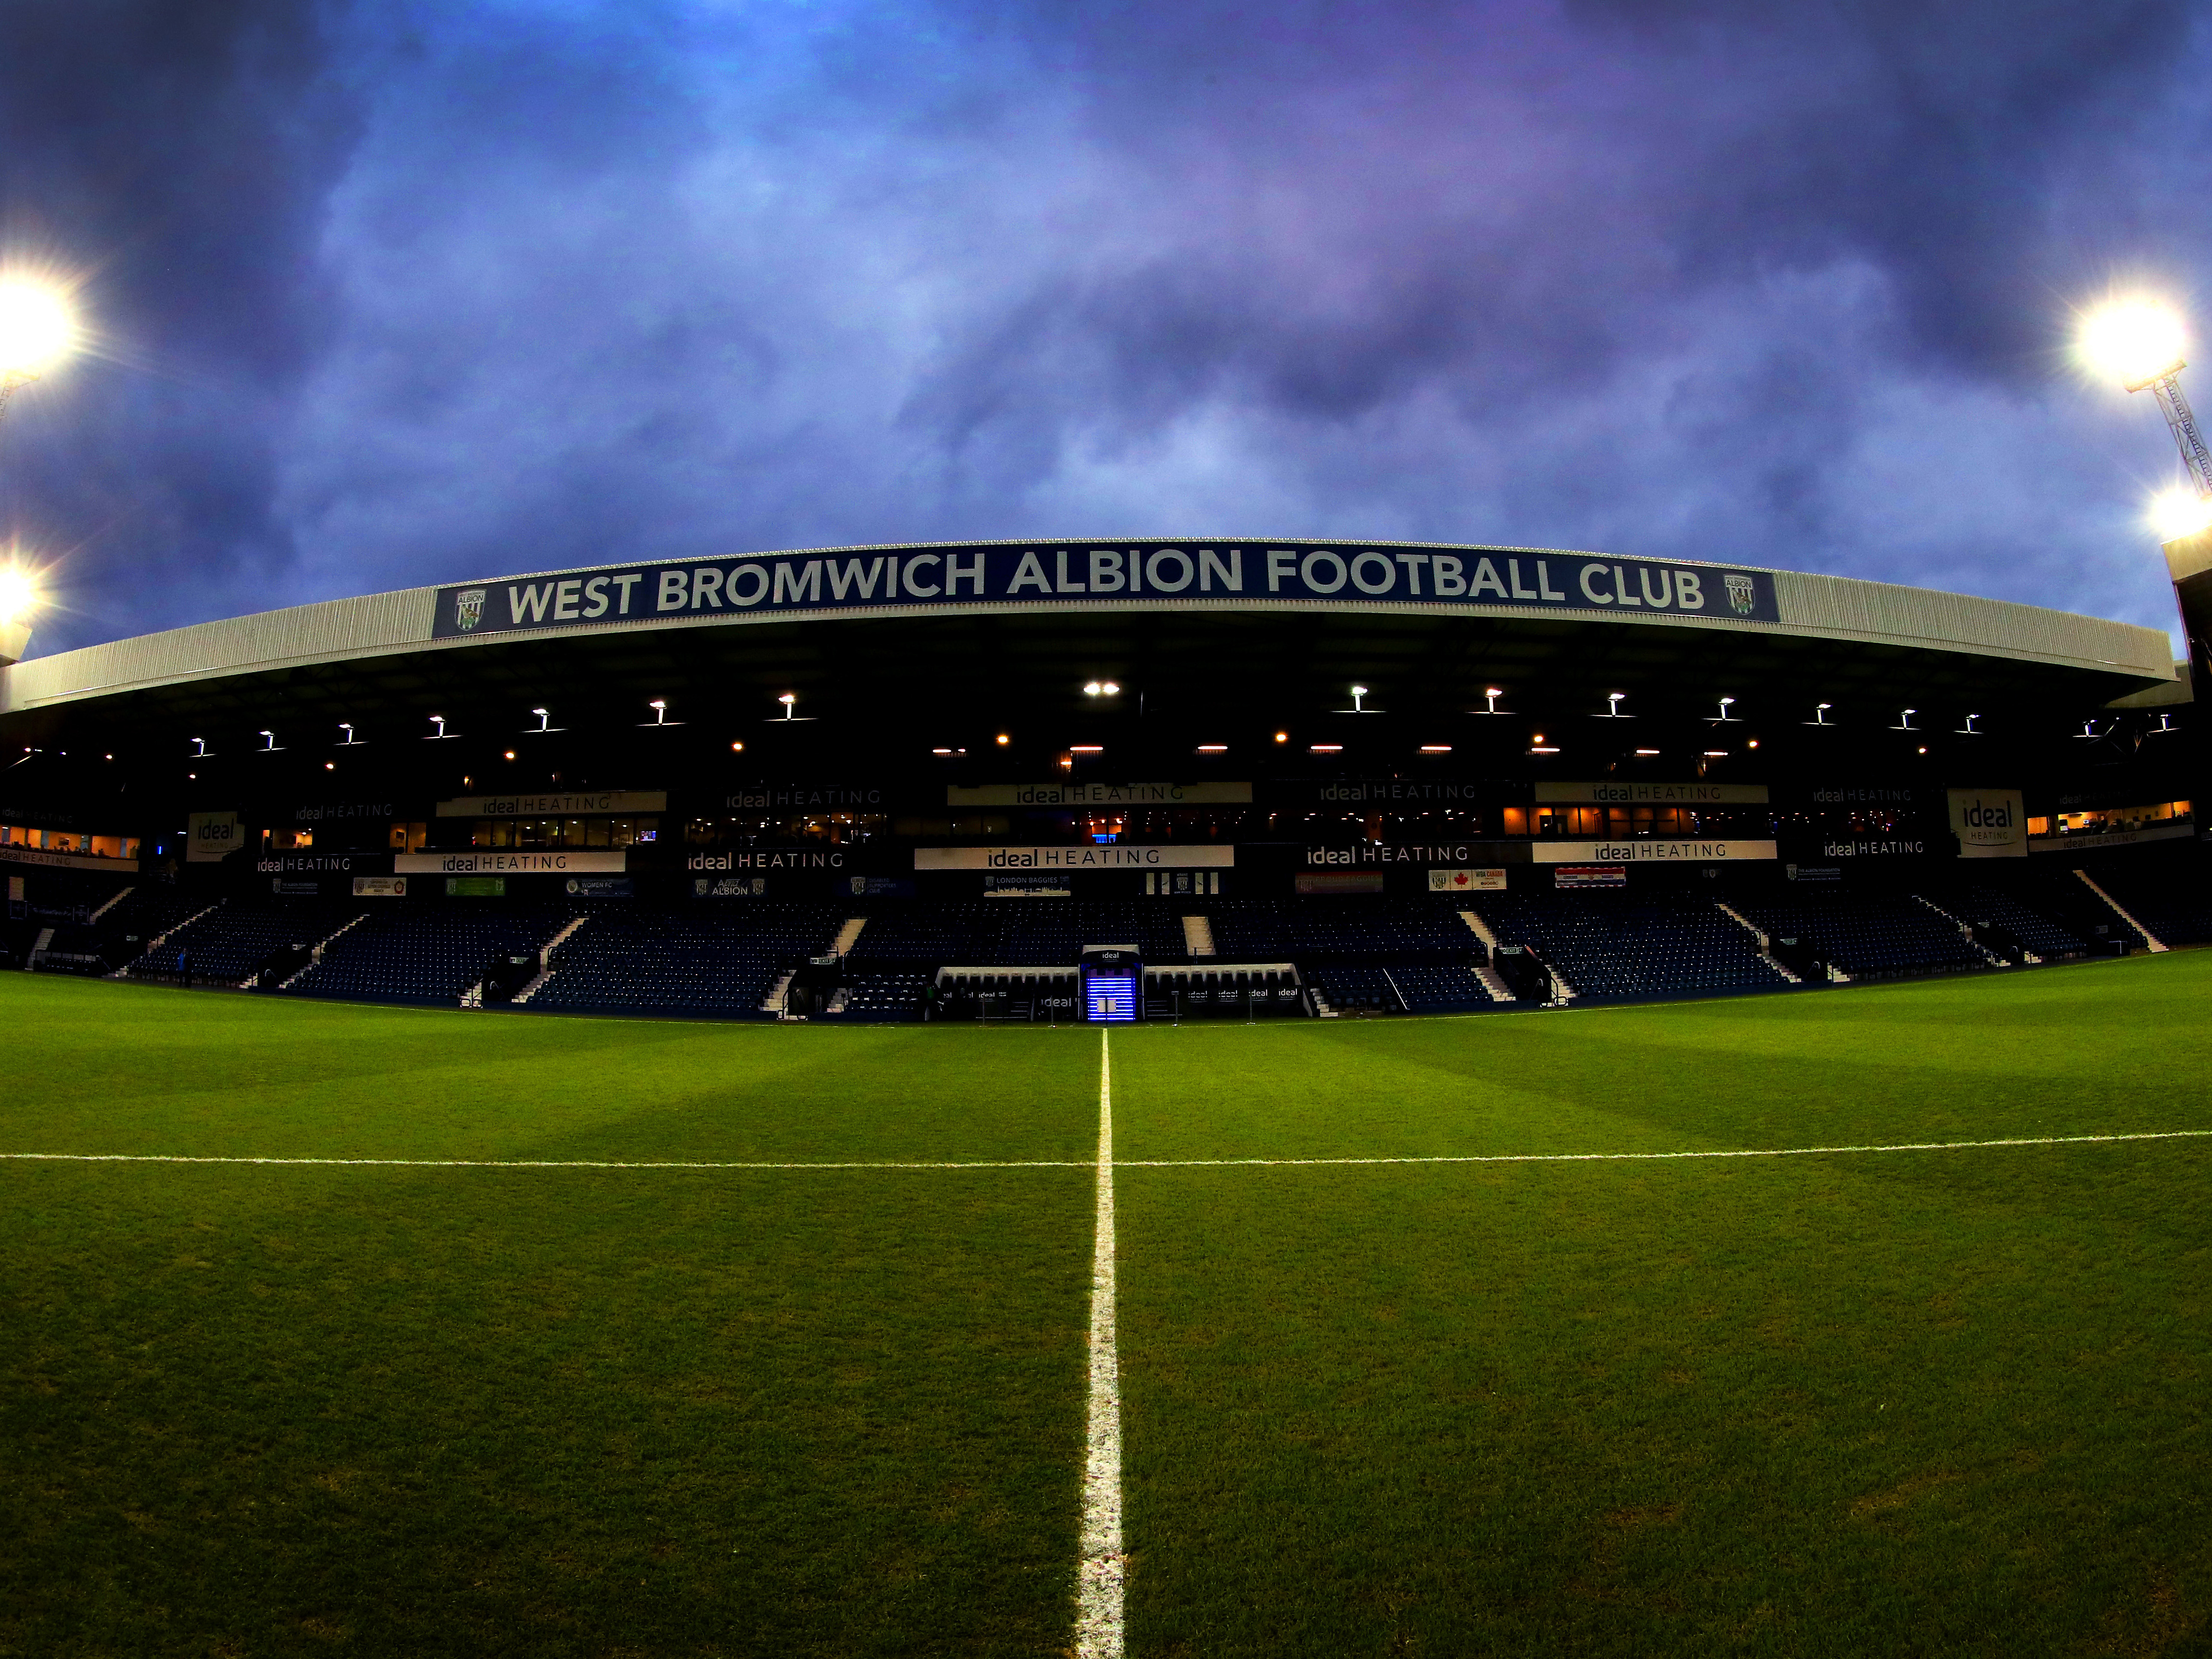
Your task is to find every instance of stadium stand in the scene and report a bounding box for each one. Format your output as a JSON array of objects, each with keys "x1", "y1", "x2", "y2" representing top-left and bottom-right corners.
[
  {"x1": 1473, "y1": 890, "x2": 1792, "y2": 1001},
  {"x1": 1731, "y1": 887, "x2": 1984, "y2": 982},
  {"x1": 123, "y1": 900, "x2": 361, "y2": 987},
  {"x1": 289, "y1": 903, "x2": 576, "y2": 1005},
  {"x1": 528, "y1": 903, "x2": 845, "y2": 1017}
]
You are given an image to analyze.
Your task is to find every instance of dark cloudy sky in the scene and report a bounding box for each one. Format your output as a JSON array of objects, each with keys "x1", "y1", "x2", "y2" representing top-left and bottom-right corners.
[{"x1": 3, "y1": 0, "x2": 2210, "y2": 657}]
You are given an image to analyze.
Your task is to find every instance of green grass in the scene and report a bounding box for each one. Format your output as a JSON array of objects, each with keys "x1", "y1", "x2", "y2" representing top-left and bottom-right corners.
[{"x1": 4, "y1": 960, "x2": 2211, "y2": 1654}]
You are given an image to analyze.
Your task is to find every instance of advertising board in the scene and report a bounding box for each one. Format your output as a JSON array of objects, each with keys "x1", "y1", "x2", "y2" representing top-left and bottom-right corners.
[
  {"x1": 353, "y1": 877, "x2": 408, "y2": 897},
  {"x1": 1428, "y1": 868, "x2": 1507, "y2": 892},
  {"x1": 397, "y1": 850, "x2": 628, "y2": 875},
  {"x1": 1534, "y1": 781, "x2": 1770, "y2": 804},
  {"x1": 948, "y1": 781, "x2": 1253, "y2": 807},
  {"x1": 446, "y1": 877, "x2": 507, "y2": 897},
  {"x1": 1554, "y1": 866, "x2": 1627, "y2": 887},
  {"x1": 431, "y1": 544, "x2": 1783, "y2": 641},
  {"x1": 1529, "y1": 840, "x2": 1777, "y2": 863},
  {"x1": 914, "y1": 844, "x2": 1235, "y2": 871},
  {"x1": 187, "y1": 810, "x2": 241, "y2": 863},
  {"x1": 1946, "y1": 788, "x2": 2027, "y2": 859},
  {"x1": 436, "y1": 791, "x2": 666, "y2": 818},
  {"x1": 1296, "y1": 871, "x2": 1385, "y2": 894}
]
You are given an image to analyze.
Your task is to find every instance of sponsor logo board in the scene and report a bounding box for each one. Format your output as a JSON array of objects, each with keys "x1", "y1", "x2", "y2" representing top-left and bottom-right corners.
[
  {"x1": 1554, "y1": 866, "x2": 1627, "y2": 887},
  {"x1": 187, "y1": 810, "x2": 241, "y2": 863},
  {"x1": 431, "y1": 545, "x2": 1782, "y2": 640},
  {"x1": 1308, "y1": 843, "x2": 1497, "y2": 867},
  {"x1": 689, "y1": 850, "x2": 845, "y2": 871},
  {"x1": 695, "y1": 877, "x2": 767, "y2": 897},
  {"x1": 397, "y1": 850, "x2": 628, "y2": 874},
  {"x1": 1428, "y1": 868, "x2": 1507, "y2": 891},
  {"x1": 947, "y1": 781, "x2": 1253, "y2": 807},
  {"x1": 915, "y1": 844, "x2": 1235, "y2": 870},
  {"x1": 1296, "y1": 871, "x2": 1385, "y2": 894},
  {"x1": 353, "y1": 877, "x2": 408, "y2": 897},
  {"x1": 1946, "y1": 788, "x2": 2027, "y2": 859},
  {"x1": 437, "y1": 790, "x2": 666, "y2": 818},
  {"x1": 1530, "y1": 840, "x2": 1778, "y2": 863},
  {"x1": 565, "y1": 876, "x2": 634, "y2": 897},
  {"x1": 446, "y1": 877, "x2": 506, "y2": 897},
  {"x1": 0, "y1": 845, "x2": 141, "y2": 875},
  {"x1": 1534, "y1": 781, "x2": 1770, "y2": 804}
]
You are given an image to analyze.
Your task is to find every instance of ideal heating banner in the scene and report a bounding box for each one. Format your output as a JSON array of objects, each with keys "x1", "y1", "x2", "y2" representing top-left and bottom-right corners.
[
  {"x1": 433, "y1": 544, "x2": 1782, "y2": 639},
  {"x1": 187, "y1": 810, "x2": 242, "y2": 863},
  {"x1": 915, "y1": 844, "x2": 1235, "y2": 871},
  {"x1": 1530, "y1": 839, "x2": 1777, "y2": 863},
  {"x1": 1947, "y1": 788, "x2": 2027, "y2": 859}
]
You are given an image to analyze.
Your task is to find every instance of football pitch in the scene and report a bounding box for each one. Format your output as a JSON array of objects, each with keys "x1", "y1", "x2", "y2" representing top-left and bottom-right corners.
[{"x1": 3, "y1": 958, "x2": 2209, "y2": 1657}]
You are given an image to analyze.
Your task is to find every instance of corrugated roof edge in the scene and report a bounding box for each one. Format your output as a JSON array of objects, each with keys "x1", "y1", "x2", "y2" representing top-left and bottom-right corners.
[{"x1": 0, "y1": 548, "x2": 2178, "y2": 713}]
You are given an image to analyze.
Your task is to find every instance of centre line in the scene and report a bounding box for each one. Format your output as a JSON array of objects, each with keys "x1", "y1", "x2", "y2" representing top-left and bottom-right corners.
[{"x1": 1075, "y1": 1028, "x2": 1125, "y2": 1659}]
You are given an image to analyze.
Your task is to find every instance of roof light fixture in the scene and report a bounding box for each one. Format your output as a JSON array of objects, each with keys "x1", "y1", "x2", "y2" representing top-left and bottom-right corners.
[
  {"x1": 1601, "y1": 692, "x2": 1628, "y2": 718},
  {"x1": 1196, "y1": 743, "x2": 1228, "y2": 753},
  {"x1": 1478, "y1": 688, "x2": 1505, "y2": 714},
  {"x1": 1420, "y1": 744, "x2": 1452, "y2": 753}
]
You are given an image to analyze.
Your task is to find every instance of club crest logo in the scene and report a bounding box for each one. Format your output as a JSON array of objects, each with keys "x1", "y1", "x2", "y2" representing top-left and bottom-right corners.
[
  {"x1": 453, "y1": 587, "x2": 486, "y2": 631},
  {"x1": 1724, "y1": 573, "x2": 1757, "y2": 615}
]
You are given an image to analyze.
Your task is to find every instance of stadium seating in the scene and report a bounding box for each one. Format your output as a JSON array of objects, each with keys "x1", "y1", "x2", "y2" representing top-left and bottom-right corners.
[
  {"x1": 1731, "y1": 887, "x2": 1983, "y2": 981},
  {"x1": 1474, "y1": 890, "x2": 1790, "y2": 1000},
  {"x1": 290, "y1": 903, "x2": 575, "y2": 1004},
  {"x1": 123, "y1": 900, "x2": 360, "y2": 987},
  {"x1": 529, "y1": 903, "x2": 846, "y2": 1016}
]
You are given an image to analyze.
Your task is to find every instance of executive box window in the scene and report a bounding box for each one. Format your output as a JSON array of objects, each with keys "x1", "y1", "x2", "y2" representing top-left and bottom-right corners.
[
  {"x1": 0, "y1": 825, "x2": 141, "y2": 859},
  {"x1": 2028, "y1": 800, "x2": 2192, "y2": 837},
  {"x1": 470, "y1": 816, "x2": 659, "y2": 849},
  {"x1": 1501, "y1": 805, "x2": 1764, "y2": 839}
]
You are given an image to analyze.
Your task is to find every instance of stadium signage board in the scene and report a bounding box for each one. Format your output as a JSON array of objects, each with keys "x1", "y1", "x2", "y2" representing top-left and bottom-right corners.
[
  {"x1": 1554, "y1": 866, "x2": 1627, "y2": 887},
  {"x1": 1531, "y1": 839, "x2": 1778, "y2": 862},
  {"x1": 687, "y1": 849, "x2": 847, "y2": 870},
  {"x1": 1306, "y1": 843, "x2": 1495, "y2": 866},
  {"x1": 431, "y1": 544, "x2": 1782, "y2": 640},
  {"x1": 290, "y1": 800, "x2": 395, "y2": 822},
  {"x1": 725, "y1": 784, "x2": 885, "y2": 809},
  {"x1": 187, "y1": 810, "x2": 242, "y2": 862},
  {"x1": 353, "y1": 876, "x2": 408, "y2": 897},
  {"x1": 1429, "y1": 868, "x2": 1508, "y2": 891},
  {"x1": 1297, "y1": 780, "x2": 1489, "y2": 804},
  {"x1": 396, "y1": 850, "x2": 627, "y2": 874},
  {"x1": 915, "y1": 844, "x2": 1236, "y2": 870},
  {"x1": 947, "y1": 781, "x2": 1253, "y2": 807},
  {"x1": 1946, "y1": 788, "x2": 2028, "y2": 858},
  {"x1": 256, "y1": 853, "x2": 380, "y2": 874},
  {"x1": 436, "y1": 790, "x2": 667, "y2": 818},
  {"x1": 0, "y1": 844, "x2": 139, "y2": 874},
  {"x1": 1535, "y1": 781, "x2": 1770, "y2": 804}
]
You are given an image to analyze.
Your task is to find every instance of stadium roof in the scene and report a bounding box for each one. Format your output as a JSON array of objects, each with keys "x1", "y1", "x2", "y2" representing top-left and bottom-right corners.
[{"x1": 0, "y1": 540, "x2": 2179, "y2": 750}]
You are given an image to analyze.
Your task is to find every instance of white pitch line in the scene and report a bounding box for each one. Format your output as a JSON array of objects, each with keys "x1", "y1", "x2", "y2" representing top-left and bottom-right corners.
[
  {"x1": 1074, "y1": 1028, "x2": 1126, "y2": 1659},
  {"x1": 0, "y1": 1153, "x2": 1090, "y2": 1170},
  {"x1": 1, "y1": 1129, "x2": 2207, "y2": 1174}
]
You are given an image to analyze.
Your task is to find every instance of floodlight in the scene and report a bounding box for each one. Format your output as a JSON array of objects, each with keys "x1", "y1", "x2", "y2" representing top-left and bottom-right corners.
[
  {"x1": 325, "y1": 761, "x2": 335, "y2": 771},
  {"x1": 1635, "y1": 748, "x2": 1660, "y2": 756},
  {"x1": 779, "y1": 693, "x2": 796, "y2": 704},
  {"x1": 1196, "y1": 743, "x2": 1228, "y2": 753},
  {"x1": 1603, "y1": 692, "x2": 1627, "y2": 717},
  {"x1": 1350, "y1": 684, "x2": 1369, "y2": 712},
  {"x1": 996, "y1": 733, "x2": 1010, "y2": 745},
  {"x1": 2151, "y1": 486, "x2": 2212, "y2": 541},
  {"x1": 505, "y1": 749, "x2": 517, "y2": 761},
  {"x1": 1478, "y1": 687, "x2": 1505, "y2": 714},
  {"x1": 1084, "y1": 682, "x2": 1102, "y2": 696},
  {"x1": 2080, "y1": 300, "x2": 2186, "y2": 390},
  {"x1": 1273, "y1": 731, "x2": 1288, "y2": 743},
  {"x1": 0, "y1": 566, "x2": 39, "y2": 625},
  {"x1": 1420, "y1": 744, "x2": 1452, "y2": 754},
  {"x1": 0, "y1": 280, "x2": 76, "y2": 380},
  {"x1": 1102, "y1": 681, "x2": 1120, "y2": 696}
]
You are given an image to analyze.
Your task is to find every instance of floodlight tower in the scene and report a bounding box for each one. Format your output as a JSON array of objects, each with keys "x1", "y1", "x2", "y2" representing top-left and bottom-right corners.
[{"x1": 0, "y1": 279, "x2": 76, "y2": 430}]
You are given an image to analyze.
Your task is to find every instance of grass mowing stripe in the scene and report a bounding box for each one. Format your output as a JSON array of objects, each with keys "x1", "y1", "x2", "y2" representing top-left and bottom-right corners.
[
  {"x1": 6, "y1": 1129, "x2": 2209, "y2": 1173},
  {"x1": 1076, "y1": 1029, "x2": 1126, "y2": 1659},
  {"x1": 0, "y1": 1153, "x2": 1093, "y2": 1169},
  {"x1": 1115, "y1": 1128, "x2": 2212, "y2": 1167}
]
